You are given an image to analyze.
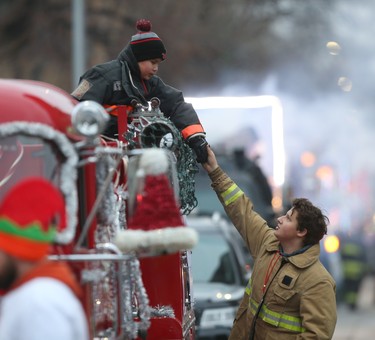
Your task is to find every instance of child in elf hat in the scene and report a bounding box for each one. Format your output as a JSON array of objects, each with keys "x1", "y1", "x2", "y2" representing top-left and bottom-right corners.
[
  {"x1": 0, "y1": 178, "x2": 89, "y2": 340},
  {"x1": 72, "y1": 18, "x2": 208, "y2": 163}
]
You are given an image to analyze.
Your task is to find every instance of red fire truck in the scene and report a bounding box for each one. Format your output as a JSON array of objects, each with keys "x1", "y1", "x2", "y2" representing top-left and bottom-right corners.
[{"x1": 0, "y1": 79, "x2": 198, "y2": 339}]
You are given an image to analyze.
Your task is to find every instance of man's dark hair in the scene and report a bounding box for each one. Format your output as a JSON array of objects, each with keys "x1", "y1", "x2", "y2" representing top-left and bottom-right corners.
[{"x1": 292, "y1": 198, "x2": 328, "y2": 246}]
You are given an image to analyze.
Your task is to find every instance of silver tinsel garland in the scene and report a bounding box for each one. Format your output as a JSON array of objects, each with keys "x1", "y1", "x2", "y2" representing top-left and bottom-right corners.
[{"x1": 0, "y1": 121, "x2": 78, "y2": 243}]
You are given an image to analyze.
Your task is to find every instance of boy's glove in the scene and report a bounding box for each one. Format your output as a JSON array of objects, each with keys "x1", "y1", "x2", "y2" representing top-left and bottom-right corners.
[{"x1": 188, "y1": 135, "x2": 208, "y2": 163}]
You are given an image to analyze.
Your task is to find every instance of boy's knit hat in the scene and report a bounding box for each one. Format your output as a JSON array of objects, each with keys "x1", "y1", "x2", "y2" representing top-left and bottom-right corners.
[
  {"x1": 130, "y1": 19, "x2": 166, "y2": 62},
  {"x1": 0, "y1": 178, "x2": 66, "y2": 261}
]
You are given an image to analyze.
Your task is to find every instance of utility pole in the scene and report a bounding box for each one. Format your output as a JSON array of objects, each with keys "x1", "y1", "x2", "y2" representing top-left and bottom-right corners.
[{"x1": 71, "y1": 0, "x2": 86, "y2": 90}]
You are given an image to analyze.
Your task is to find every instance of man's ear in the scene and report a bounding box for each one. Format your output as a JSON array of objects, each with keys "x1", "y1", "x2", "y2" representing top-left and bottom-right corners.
[{"x1": 297, "y1": 228, "x2": 307, "y2": 238}]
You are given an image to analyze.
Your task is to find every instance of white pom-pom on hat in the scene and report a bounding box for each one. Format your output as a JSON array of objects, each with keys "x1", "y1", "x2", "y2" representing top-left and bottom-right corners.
[
  {"x1": 138, "y1": 148, "x2": 169, "y2": 176},
  {"x1": 114, "y1": 227, "x2": 198, "y2": 254}
]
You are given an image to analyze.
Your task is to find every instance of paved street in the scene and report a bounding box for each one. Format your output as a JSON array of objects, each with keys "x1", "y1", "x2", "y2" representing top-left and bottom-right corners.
[{"x1": 333, "y1": 276, "x2": 375, "y2": 340}]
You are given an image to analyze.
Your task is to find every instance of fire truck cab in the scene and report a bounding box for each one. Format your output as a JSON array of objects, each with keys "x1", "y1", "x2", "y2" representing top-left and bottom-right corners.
[{"x1": 0, "y1": 79, "x2": 197, "y2": 340}]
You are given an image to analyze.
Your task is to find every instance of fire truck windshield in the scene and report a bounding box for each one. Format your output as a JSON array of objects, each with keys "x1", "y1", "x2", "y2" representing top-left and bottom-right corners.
[{"x1": 0, "y1": 134, "x2": 64, "y2": 202}]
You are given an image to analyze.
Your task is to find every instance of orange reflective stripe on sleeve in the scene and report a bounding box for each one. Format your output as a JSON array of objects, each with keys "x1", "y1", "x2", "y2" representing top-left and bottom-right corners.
[{"x1": 181, "y1": 124, "x2": 205, "y2": 139}]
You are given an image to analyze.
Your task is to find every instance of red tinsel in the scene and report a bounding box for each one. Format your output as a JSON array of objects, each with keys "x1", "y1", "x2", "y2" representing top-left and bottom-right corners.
[{"x1": 128, "y1": 175, "x2": 183, "y2": 230}]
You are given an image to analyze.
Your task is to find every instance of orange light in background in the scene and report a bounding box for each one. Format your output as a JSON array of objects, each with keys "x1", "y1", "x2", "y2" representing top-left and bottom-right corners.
[
  {"x1": 324, "y1": 235, "x2": 340, "y2": 253},
  {"x1": 316, "y1": 165, "x2": 335, "y2": 188},
  {"x1": 272, "y1": 196, "x2": 283, "y2": 210},
  {"x1": 300, "y1": 151, "x2": 316, "y2": 167},
  {"x1": 316, "y1": 165, "x2": 333, "y2": 181}
]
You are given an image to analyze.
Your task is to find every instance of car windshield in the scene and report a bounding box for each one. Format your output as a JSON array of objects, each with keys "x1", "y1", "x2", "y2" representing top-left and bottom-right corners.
[{"x1": 191, "y1": 232, "x2": 236, "y2": 285}]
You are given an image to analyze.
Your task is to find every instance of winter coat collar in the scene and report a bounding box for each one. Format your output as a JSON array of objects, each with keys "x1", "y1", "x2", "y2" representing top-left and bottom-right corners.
[
  {"x1": 265, "y1": 238, "x2": 320, "y2": 269},
  {"x1": 117, "y1": 45, "x2": 150, "y2": 105},
  {"x1": 118, "y1": 45, "x2": 140, "y2": 76},
  {"x1": 279, "y1": 244, "x2": 313, "y2": 257}
]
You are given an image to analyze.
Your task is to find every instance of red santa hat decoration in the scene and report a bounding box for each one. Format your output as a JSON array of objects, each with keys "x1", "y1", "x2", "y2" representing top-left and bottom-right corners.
[{"x1": 115, "y1": 148, "x2": 198, "y2": 254}]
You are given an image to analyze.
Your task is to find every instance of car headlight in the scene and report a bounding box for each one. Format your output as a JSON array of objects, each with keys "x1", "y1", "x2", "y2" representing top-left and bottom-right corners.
[
  {"x1": 199, "y1": 306, "x2": 237, "y2": 329},
  {"x1": 71, "y1": 101, "x2": 109, "y2": 138}
]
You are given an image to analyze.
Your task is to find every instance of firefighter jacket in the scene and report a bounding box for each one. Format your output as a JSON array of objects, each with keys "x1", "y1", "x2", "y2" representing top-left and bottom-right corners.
[
  {"x1": 208, "y1": 167, "x2": 337, "y2": 340},
  {"x1": 71, "y1": 45, "x2": 205, "y2": 141}
]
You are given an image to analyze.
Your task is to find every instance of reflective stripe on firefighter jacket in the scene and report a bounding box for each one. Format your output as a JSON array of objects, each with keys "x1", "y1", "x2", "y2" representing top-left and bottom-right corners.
[
  {"x1": 221, "y1": 183, "x2": 244, "y2": 205},
  {"x1": 244, "y1": 279, "x2": 306, "y2": 333},
  {"x1": 209, "y1": 167, "x2": 337, "y2": 340}
]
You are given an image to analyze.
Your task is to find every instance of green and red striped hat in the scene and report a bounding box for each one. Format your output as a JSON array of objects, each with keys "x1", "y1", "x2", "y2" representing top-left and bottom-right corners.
[{"x1": 0, "y1": 178, "x2": 66, "y2": 261}]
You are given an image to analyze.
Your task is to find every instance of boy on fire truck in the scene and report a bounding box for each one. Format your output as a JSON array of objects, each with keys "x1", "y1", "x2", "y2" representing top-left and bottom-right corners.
[{"x1": 71, "y1": 18, "x2": 208, "y2": 164}]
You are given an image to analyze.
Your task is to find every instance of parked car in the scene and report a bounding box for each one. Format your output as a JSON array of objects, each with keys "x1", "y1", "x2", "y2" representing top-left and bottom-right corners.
[{"x1": 186, "y1": 213, "x2": 251, "y2": 340}]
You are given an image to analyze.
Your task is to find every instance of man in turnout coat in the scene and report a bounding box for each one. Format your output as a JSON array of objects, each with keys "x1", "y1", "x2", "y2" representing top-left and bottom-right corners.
[{"x1": 202, "y1": 146, "x2": 337, "y2": 340}]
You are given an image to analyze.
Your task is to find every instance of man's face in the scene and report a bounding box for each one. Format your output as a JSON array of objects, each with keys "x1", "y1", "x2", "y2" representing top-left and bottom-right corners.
[
  {"x1": 0, "y1": 251, "x2": 17, "y2": 290},
  {"x1": 138, "y1": 58, "x2": 163, "y2": 80},
  {"x1": 274, "y1": 208, "x2": 300, "y2": 242}
]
